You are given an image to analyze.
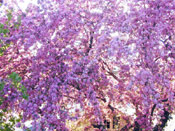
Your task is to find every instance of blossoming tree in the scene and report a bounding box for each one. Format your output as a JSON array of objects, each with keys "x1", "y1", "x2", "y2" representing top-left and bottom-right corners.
[{"x1": 0, "y1": 0, "x2": 175, "y2": 130}]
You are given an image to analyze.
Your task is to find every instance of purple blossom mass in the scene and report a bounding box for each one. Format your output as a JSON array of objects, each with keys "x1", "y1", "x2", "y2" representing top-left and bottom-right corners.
[{"x1": 0, "y1": 0, "x2": 175, "y2": 130}]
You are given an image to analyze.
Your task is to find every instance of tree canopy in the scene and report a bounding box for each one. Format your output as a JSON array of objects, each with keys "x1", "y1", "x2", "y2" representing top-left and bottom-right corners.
[{"x1": 0, "y1": 0, "x2": 175, "y2": 130}]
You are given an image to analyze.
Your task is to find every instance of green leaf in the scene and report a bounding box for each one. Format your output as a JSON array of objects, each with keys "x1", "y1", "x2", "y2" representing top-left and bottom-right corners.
[
  {"x1": 9, "y1": 117, "x2": 15, "y2": 123},
  {"x1": 0, "y1": 48, "x2": 4, "y2": 56},
  {"x1": 0, "y1": 100, "x2": 3, "y2": 105},
  {"x1": 22, "y1": 93, "x2": 28, "y2": 100},
  {"x1": 9, "y1": 72, "x2": 22, "y2": 83},
  {"x1": 7, "y1": 12, "x2": 12, "y2": 21},
  {"x1": 2, "y1": 108, "x2": 7, "y2": 112},
  {"x1": 16, "y1": 118, "x2": 21, "y2": 123},
  {"x1": 8, "y1": 73, "x2": 29, "y2": 100},
  {"x1": 0, "y1": 82, "x2": 5, "y2": 91},
  {"x1": 5, "y1": 21, "x2": 9, "y2": 25},
  {"x1": 20, "y1": 85, "x2": 28, "y2": 100},
  {"x1": 9, "y1": 72, "x2": 16, "y2": 80},
  {"x1": 17, "y1": 15, "x2": 21, "y2": 24},
  {"x1": 25, "y1": 128, "x2": 31, "y2": 131},
  {"x1": 0, "y1": 24, "x2": 4, "y2": 29},
  {"x1": 14, "y1": 23, "x2": 20, "y2": 29},
  {"x1": 21, "y1": 85, "x2": 26, "y2": 92},
  {"x1": 0, "y1": 28, "x2": 3, "y2": 33},
  {"x1": 3, "y1": 29, "x2": 9, "y2": 34},
  {"x1": 0, "y1": 112, "x2": 3, "y2": 117}
]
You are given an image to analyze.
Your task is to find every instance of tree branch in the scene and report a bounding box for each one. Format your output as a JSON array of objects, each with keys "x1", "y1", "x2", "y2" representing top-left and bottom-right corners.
[
  {"x1": 102, "y1": 60, "x2": 122, "y2": 82},
  {"x1": 86, "y1": 31, "x2": 94, "y2": 55},
  {"x1": 151, "y1": 104, "x2": 156, "y2": 116},
  {"x1": 153, "y1": 108, "x2": 170, "y2": 131}
]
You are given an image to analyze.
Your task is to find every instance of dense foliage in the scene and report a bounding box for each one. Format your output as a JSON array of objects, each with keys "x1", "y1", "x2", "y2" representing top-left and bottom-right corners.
[{"x1": 0, "y1": 0, "x2": 175, "y2": 130}]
